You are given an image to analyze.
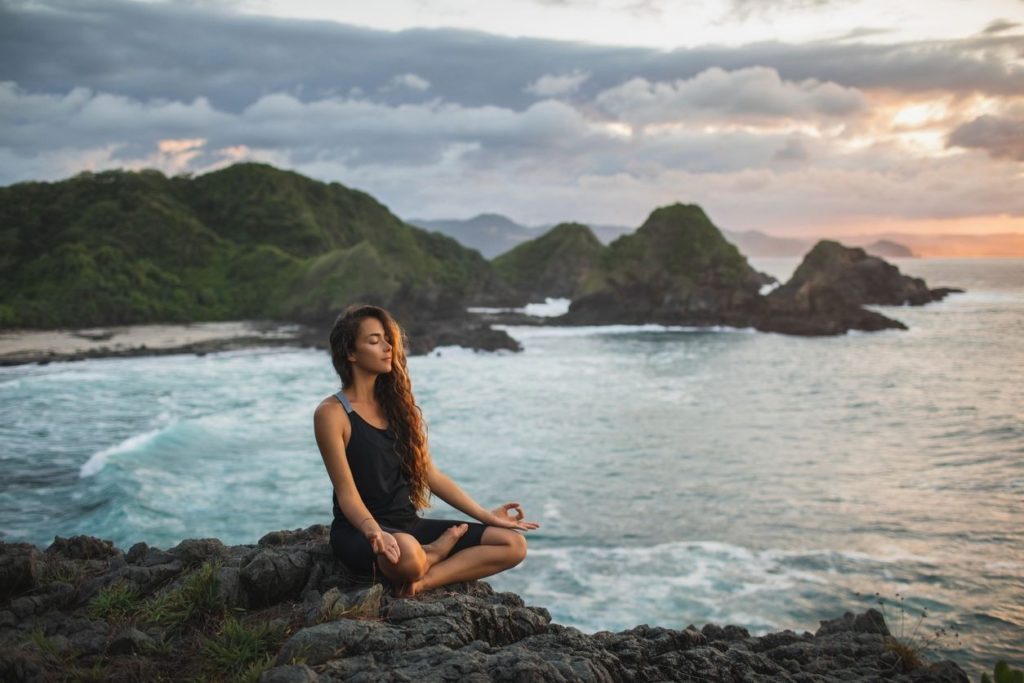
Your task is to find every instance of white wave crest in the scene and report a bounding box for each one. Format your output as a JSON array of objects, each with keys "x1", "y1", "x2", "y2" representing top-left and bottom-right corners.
[
  {"x1": 494, "y1": 323, "x2": 757, "y2": 339},
  {"x1": 79, "y1": 427, "x2": 164, "y2": 478}
]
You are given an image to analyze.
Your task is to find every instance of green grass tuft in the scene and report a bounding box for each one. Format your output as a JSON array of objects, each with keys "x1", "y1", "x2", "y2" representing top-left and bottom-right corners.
[
  {"x1": 199, "y1": 614, "x2": 287, "y2": 682},
  {"x1": 140, "y1": 559, "x2": 225, "y2": 632},
  {"x1": 87, "y1": 579, "x2": 143, "y2": 624}
]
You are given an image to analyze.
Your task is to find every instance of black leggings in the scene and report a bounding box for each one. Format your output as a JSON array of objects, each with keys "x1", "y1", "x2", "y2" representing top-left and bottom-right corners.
[{"x1": 330, "y1": 516, "x2": 488, "y2": 579}]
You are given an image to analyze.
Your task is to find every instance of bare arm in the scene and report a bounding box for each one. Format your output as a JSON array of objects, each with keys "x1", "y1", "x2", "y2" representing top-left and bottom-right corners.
[
  {"x1": 427, "y1": 456, "x2": 541, "y2": 531},
  {"x1": 426, "y1": 459, "x2": 492, "y2": 523},
  {"x1": 313, "y1": 400, "x2": 399, "y2": 562}
]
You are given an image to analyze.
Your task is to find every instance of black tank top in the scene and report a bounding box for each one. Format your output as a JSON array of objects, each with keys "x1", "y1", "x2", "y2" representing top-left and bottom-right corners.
[{"x1": 331, "y1": 390, "x2": 419, "y2": 529}]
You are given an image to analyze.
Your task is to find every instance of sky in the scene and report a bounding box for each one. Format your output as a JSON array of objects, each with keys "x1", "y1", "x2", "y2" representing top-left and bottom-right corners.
[{"x1": 2, "y1": 0, "x2": 1024, "y2": 237}]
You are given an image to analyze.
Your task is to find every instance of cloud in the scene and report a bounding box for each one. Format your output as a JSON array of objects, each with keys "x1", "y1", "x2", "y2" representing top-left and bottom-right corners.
[
  {"x1": 981, "y1": 19, "x2": 1021, "y2": 35},
  {"x1": 593, "y1": 66, "x2": 866, "y2": 126},
  {"x1": 2, "y1": 0, "x2": 1023, "y2": 120},
  {"x1": 381, "y1": 73, "x2": 432, "y2": 92},
  {"x1": 948, "y1": 113, "x2": 1024, "y2": 161},
  {"x1": 723, "y1": 0, "x2": 844, "y2": 22},
  {"x1": 1, "y1": 0, "x2": 1023, "y2": 234},
  {"x1": 773, "y1": 137, "x2": 808, "y2": 161},
  {"x1": 524, "y1": 69, "x2": 590, "y2": 97}
]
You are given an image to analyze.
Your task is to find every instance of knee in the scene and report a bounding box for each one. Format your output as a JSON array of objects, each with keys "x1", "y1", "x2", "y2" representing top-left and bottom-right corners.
[
  {"x1": 381, "y1": 536, "x2": 428, "y2": 581},
  {"x1": 506, "y1": 532, "x2": 528, "y2": 567},
  {"x1": 396, "y1": 555, "x2": 428, "y2": 581}
]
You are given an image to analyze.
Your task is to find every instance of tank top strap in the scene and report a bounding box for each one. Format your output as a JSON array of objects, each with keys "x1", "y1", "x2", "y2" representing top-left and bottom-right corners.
[{"x1": 334, "y1": 390, "x2": 353, "y2": 414}]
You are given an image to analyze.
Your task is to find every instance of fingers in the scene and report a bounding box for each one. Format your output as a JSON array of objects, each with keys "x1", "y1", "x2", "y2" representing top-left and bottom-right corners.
[
  {"x1": 504, "y1": 502, "x2": 525, "y2": 520},
  {"x1": 385, "y1": 544, "x2": 401, "y2": 564}
]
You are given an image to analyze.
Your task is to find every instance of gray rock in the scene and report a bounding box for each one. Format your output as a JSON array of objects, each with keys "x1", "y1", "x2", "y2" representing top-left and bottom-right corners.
[
  {"x1": 107, "y1": 626, "x2": 152, "y2": 655},
  {"x1": 8, "y1": 582, "x2": 75, "y2": 618},
  {"x1": 308, "y1": 584, "x2": 383, "y2": 625},
  {"x1": 45, "y1": 535, "x2": 118, "y2": 561},
  {"x1": 0, "y1": 527, "x2": 973, "y2": 682},
  {"x1": 216, "y1": 565, "x2": 246, "y2": 608},
  {"x1": 815, "y1": 609, "x2": 890, "y2": 637},
  {"x1": 0, "y1": 542, "x2": 41, "y2": 601},
  {"x1": 276, "y1": 619, "x2": 405, "y2": 666},
  {"x1": 241, "y1": 548, "x2": 313, "y2": 608},
  {"x1": 259, "y1": 663, "x2": 320, "y2": 683},
  {"x1": 168, "y1": 537, "x2": 225, "y2": 567}
]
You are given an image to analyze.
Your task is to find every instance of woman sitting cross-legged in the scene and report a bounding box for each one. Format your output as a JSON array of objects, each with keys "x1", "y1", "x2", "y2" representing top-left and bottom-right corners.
[{"x1": 314, "y1": 303, "x2": 540, "y2": 597}]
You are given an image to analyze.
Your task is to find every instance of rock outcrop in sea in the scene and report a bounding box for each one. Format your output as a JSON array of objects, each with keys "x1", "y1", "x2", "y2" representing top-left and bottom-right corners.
[
  {"x1": 547, "y1": 205, "x2": 962, "y2": 336},
  {"x1": 1, "y1": 527, "x2": 969, "y2": 682},
  {"x1": 755, "y1": 240, "x2": 963, "y2": 335}
]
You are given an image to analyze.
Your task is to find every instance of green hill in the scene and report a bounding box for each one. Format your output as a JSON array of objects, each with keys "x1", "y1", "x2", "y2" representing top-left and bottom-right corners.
[
  {"x1": 492, "y1": 222, "x2": 603, "y2": 300},
  {"x1": 0, "y1": 163, "x2": 497, "y2": 328},
  {"x1": 563, "y1": 203, "x2": 771, "y2": 322}
]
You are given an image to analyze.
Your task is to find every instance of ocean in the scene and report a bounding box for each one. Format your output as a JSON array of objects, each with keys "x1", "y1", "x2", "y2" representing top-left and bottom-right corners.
[{"x1": 1, "y1": 257, "x2": 1021, "y2": 677}]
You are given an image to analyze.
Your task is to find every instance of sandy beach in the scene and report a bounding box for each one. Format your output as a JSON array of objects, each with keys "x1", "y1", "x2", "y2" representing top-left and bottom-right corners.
[{"x1": 0, "y1": 320, "x2": 311, "y2": 366}]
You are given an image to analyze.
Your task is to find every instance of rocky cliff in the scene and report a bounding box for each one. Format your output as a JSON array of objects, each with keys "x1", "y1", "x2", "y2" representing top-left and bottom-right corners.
[{"x1": 1, "y1": 527, "x2": 969, "y2": 682}]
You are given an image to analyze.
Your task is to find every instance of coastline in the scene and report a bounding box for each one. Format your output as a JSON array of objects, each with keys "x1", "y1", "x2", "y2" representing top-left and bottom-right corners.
[
  {"x1": 0, "y1": 321, "x2": 319, "y2": 368},
  {"x1": 0, "y1": 526, "x2": 972, "y2": 682}
]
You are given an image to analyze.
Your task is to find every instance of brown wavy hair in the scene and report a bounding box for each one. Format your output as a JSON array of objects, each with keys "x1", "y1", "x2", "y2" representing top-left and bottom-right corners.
[{"x1": 328, "y1": 304, "x2": 431, "y2": 510}]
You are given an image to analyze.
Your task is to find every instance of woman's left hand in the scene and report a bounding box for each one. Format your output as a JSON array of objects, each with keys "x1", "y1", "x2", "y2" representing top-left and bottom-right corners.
[{"x1": 487, "y1": 502, "x2": 540, "y2": 531}]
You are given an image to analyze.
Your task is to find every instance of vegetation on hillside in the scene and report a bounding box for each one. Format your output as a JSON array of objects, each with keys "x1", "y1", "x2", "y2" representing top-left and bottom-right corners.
[
  {"x1": 580, "y1": 203, "x2": 756, "y2": 298},
  {"x1": 492, "y1": 222, "x2": 603, "y2": 299},
  {"x1": 0, "y1": 164, "x2": 495, "y2": 328}
]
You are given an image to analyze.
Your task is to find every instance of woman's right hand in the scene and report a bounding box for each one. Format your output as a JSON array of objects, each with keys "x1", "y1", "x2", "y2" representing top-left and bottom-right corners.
[{"x1": 366, "y1": 530, "x2": 401, "y2": 564}]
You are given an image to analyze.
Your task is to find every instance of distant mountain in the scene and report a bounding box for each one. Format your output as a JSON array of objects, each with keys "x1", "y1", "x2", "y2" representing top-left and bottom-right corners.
[
  {"x1": 865, "y1": 239, "x2": 915, "y2": 258},
  {"x1": 405, "y1": 213, "x2": 541, "y2": 259},
  {"x1": 722, "y1": 228, "x2": 1023, "y2": 258},
  {"x1": 406, "y1": 213, "x2": 633, "y2": 258},
  {"x1": 721, "y1": 229, "x2": 814, "y2": 257},
  {"x1": 492, "y1": 223, "x2": 604, "y2": 302},
  {"x1": 848, "y1": 232, "x2": 1024, "y2": 258},
  {"x1": 536, "y1": 222, "x2": 633, "y2": 246},
  {"x1": 0, "y1": 163, "x2": 508, "y2": 329}
]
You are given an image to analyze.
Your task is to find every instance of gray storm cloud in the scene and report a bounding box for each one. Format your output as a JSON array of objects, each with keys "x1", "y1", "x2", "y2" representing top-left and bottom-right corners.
[
  {"x1": 1, "y1": 0, "x2": 1023, "y2": 231},
  {"x1": 948, "y1": 114, "x2": 1024, "y2": 161}
]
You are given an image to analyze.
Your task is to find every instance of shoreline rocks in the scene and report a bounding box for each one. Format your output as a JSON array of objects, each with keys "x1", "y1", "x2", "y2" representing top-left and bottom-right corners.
[{"x1": 0, "y1": 527, "x2": 969, "y2": 682}]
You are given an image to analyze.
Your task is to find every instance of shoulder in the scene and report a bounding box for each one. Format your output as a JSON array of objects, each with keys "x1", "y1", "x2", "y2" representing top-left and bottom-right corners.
[{"x1": 314, "y1": 395, "x2": 351, "y2": 429}]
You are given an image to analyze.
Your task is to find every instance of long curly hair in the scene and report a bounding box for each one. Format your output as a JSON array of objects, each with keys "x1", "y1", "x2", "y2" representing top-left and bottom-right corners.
[{"x1": 328, "y1": 304, "x2": 431, "y2": 510}]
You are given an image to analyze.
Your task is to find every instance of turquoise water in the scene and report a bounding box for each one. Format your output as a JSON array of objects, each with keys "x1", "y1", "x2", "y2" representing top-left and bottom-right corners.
[{"x1": 1, "y1": 257, "x2": 1021, "y2": 677}]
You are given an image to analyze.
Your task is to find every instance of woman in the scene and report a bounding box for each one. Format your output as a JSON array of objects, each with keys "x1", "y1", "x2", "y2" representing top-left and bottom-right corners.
[{"x1": 314, "y1": 304, "x2": 539, "y2": 597}]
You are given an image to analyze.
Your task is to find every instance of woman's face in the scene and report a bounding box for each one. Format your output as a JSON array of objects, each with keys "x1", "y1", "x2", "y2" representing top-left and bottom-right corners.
[{"x1": 347, "y1": 316, "x2": 394, "y2": 375}]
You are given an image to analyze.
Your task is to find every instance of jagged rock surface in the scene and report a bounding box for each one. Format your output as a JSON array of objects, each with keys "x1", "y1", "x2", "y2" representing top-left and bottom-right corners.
[{"x1": 0, "y1": 527, "x2": 968, "y2": 682}]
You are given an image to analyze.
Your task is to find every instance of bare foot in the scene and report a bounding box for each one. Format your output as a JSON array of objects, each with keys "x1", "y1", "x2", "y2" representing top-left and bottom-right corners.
[
  {"x1": 392, "y1": 578, "x2": 424, "y2": 599},
  {"x1": 422, "y1": 523, "x2": 469, "y2": 567}
]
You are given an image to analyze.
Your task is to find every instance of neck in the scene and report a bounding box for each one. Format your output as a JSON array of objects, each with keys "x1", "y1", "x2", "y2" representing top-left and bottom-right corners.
[{"x1": 346, "y1": 368, "x2": 378, "y2": 404}]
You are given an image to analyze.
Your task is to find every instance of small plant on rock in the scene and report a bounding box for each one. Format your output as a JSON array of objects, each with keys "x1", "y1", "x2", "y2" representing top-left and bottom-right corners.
[
  {"x1": 981, "y1": 660, "x2": 1024, "y2": 683},
  {"x1": 856, "y1": 590, "x2": 961, "y2": 673}
]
